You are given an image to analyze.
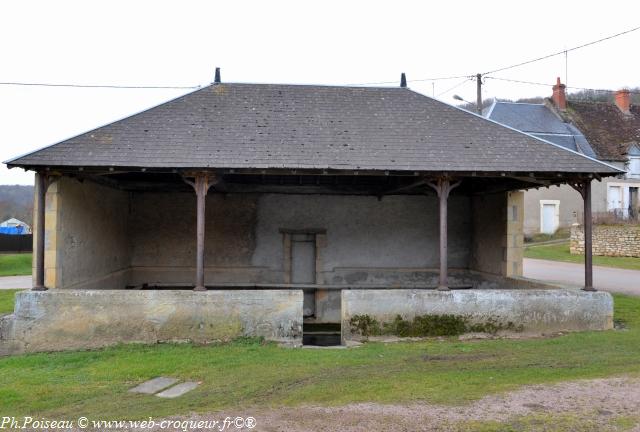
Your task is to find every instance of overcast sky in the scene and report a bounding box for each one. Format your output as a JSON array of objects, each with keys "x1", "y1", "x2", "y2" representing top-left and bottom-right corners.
[{"x1": 2, "y1": 0, "x2": 639, "y2": 185}]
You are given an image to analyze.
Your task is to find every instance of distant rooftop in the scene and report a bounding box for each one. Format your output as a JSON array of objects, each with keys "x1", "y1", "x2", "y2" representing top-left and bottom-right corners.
[
  {"x1": 564, "y1": 101, "x2": 640, "y2": 162},
  {"x1": 484, "y1": 100, "x2": 597, "y2": 158}
]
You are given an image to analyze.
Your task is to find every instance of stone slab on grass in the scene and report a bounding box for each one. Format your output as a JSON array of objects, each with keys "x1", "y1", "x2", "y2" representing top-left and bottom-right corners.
[
  {"x1": 129, "y1": 377, "x2": 179, "y2": 395},
  {"x1": 155, "y1": 381, "x2": 200, "y2": 399}
]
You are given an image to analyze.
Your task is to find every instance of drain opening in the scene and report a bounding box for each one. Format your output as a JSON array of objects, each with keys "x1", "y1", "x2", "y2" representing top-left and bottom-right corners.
[{"x1": 303, "y1": 323, "x2": 341, "y2": 346}]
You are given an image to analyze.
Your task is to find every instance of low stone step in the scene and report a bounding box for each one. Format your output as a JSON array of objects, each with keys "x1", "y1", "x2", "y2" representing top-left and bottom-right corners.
[
  {"x1": 129, "y1": 377, "x2": 178, "y2": 394},
  {"x1": 155, "y1": 381, "x2": 200, "y2": 398}
]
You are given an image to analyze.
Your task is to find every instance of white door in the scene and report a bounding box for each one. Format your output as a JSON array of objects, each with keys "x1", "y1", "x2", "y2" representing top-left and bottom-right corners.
[
  {"x1": 542, "y1": 204, "x2": 556, "y2": 234},
  {"x1": 608, "y1": 186, "x2": 622, "y2": 211}
]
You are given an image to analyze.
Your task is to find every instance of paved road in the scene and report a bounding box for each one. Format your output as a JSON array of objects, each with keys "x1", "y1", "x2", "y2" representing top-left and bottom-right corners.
[
  {"x1": 523, "y1": 258, "x2": 640, "y2": 296},
  {"x1": 0, "y1": 275, "x2": 31, "y2": 290}
]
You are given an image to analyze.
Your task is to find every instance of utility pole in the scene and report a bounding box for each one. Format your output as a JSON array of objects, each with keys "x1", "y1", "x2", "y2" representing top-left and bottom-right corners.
[{"x1": 476, "y1": 73, "x2": 482, "y2": 115}]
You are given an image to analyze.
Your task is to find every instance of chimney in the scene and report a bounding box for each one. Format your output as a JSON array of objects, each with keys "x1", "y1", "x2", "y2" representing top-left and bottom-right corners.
[
  {"x1": 615, "y1": 88, "x2": 631, "y2": 114},
  {"x1": 551, "y1": 77, "x2": 566, "y2": 111},
  {"x1": 214, "y1": 67, "x2": 221, "y2": 84},
  {"x1": 400, "y1": 73, "x2": 407, "y2": 88}
]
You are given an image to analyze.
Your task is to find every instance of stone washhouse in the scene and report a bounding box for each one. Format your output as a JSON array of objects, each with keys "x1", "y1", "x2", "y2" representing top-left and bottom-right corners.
[{"x1": 0, "y1": 71, "x2": 621, "y2": 353}]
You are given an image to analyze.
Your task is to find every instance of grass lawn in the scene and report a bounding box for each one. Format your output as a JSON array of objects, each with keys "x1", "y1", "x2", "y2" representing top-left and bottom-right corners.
[
  {"x1": 0, "y1": 289, "x2": 23, "y2": 315},
  {"x1": 0, "y1": 294, "x2": 638, "y2": 423},
  {"x1": 524, "y1": 228, "x2": 570, "y2": 244},
  {"x1": 525, "y1": 242, "x2": 640, "y2": 271},
  {"x1": 0, "y1": 253, "x2": 32, "y2": 276}
]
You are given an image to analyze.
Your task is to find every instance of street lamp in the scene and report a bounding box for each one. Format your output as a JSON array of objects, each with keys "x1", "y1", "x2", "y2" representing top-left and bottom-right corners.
[
  {"x1": 453, "y1": 94, "x2": 479, "y2": 113},
  {"x1": 453, "y1": 94, "x2": 472, "y2": 104}
]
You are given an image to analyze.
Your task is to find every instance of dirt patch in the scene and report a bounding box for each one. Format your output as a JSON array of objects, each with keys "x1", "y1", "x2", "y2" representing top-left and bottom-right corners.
[{"x1": 114, "y1": 377, "x2": 640, "y2": 431}]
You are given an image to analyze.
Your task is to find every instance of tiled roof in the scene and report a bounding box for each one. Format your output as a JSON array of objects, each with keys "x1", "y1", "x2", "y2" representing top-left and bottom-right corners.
[
  {"x1": 6, "y1": 83, "x2": 619, "y2": 174},
  {"x1": 485, "y1": 101, "x2": 597, "y2": 158},
  {"x1": 564, "y1": 101, "x2": 640, "y2": 162}
]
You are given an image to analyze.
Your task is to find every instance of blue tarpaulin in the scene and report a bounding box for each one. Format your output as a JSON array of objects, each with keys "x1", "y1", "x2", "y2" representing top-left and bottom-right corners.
[{"x1": 0, "y1": 226, "x2": 27, "y2": 235}]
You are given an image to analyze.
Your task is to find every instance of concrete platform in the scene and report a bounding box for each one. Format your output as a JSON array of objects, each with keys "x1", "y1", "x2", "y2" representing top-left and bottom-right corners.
[
  {"x1": 155, "y1": 382, "x2": 200, "y2": 398},
  {"x1": 129, "y1": 377, "x2": 178, "y2": 394}
]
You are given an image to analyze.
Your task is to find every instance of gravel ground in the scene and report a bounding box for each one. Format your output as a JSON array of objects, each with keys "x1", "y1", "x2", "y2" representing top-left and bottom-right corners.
[{"x1": 159, "y1": 377, "x2": 640, "y2": 432}]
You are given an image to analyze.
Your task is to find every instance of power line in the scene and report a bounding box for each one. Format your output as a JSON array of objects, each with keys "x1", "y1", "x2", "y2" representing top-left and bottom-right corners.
[
  {"x1": 482, "y1": 25, "x2": 640, "y2": 75},
  {"x1": 485, "y1": 76, "x2": 640, "y2": 94},
  {"x1": 0, "y1": 81, "x2": 201, "y2": 90},
  {"x1": 348, "y1": 74, "x2": 471, "y2": 86},
  {"x1": 1, "y1": 76, "x2": 473, "y2": 89},
  {"x1": 409, "y1": 75, "x2": 472, "y2": 83},
  {"x1": 1, "y1": 26, "x2": 638, "y2": 91},
  {"x1": 354, "y1": 25, "x2": 640, "y2": 87},
  {"x1": 3, "y1": 24, "x2": 639, "y2": 94},
  {"x1": 435, "y1": 78, "x2": 473, "y2": 97},
  {"x1": 485, "y1": 77, "x2": 554, "y2": 87}
]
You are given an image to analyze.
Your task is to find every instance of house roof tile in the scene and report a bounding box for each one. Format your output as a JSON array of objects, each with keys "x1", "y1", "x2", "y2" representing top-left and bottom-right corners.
[{"x1": 564, "y1": 101, "x2": 640, "y2": 162}]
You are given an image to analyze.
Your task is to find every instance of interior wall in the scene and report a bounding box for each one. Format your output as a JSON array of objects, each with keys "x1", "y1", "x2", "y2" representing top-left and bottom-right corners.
[
  {"x1": 129, "y1": 192, "x2": 262, "y2": 284},
  {"x1": 128, "y1": 192, "x2": 472, "y2": 285},
  {"x1": 470, "y1": 192, "x2": 507, "y2": 276},
  {"x1": 55, "y1": 177, "x2": 131, "y2": 289},
  {"x1": 470, "y1": 190, "x2": 523, "y2": 277},
  {"x1": 51, "y1": 184, "x2": 514, "y2": 289},
  {"x1": 253, "y1": 194, "x2": 471, "y2": 282}
]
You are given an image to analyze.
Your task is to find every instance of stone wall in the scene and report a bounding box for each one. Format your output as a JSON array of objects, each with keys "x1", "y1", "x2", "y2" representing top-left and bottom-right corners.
[
  {"x1": 41, "y1": 177, "x2": 525, "y2": 293},
  {"x1": 34, "y1": 177, "x2": 131, "y2": 290},
  {"x1": 0, "y1": 282, "x2": 614, "y2": 355},
  {"x1": 131, "y1": 191, "x2": 470, "y2": 285},
  {"x1": 0, "y1": 289, "x2": 302, "y2": 355},
  {"x1": 570, "y1": 224, "x2": 640, "y2": 257},
  {"x1": 470, "y1": 191, "x2": 524, "y2": 277},
  {"x1": 342, "y1": 288, "x2": 613, "y2": 341}
]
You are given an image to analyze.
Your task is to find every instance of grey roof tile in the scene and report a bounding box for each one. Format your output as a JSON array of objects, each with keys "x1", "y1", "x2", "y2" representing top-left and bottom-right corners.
[
  {"x1": 7, "y1": 83, "x2": 619, "y2": 174},
  {"x1": 486, "y1": 101, "x2": 598, "y2": 159}
]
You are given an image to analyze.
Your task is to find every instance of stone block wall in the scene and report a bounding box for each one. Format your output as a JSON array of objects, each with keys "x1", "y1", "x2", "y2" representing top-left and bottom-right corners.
[
  {"x1": 1, "y1": 289, "x2": 303, "y2": 355},
  {"x1": 470, "y1": 191, "x2": 524, "y2": 277},
  {"x1": 342, "y1": 288, "x2": 613, "y2": 341},
  {"x1": 32, "y1": 174, "x2": 60, "y2": 288},
  {"x1": 570, "y1": 224, "x2": 640, "y2": 257}
]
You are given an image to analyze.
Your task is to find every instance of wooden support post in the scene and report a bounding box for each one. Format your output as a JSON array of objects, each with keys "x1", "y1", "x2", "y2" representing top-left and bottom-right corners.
[
  {"x1": 570, "y1": 179, "x2": 595, "y2": 292},
  {"x1": 583, "y1": 181, "x2": 594, "y2": 291},
  {"x1": 427, "y1": 177, "x2": 462, "y2": 290},
  {"x1": 33, "y1": 172, "x2": 47, "y2": 291},
  {"x1": 183, "y1": 172, "x2": 217, "y2": 291}
]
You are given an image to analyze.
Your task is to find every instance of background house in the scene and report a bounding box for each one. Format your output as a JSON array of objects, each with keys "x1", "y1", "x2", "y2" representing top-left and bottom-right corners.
[
  {"x1": 485, "y1": 79, "x2": 640, "y2": 235},
  {"x1": 0, "y1": 217, "x2": 30, "y2": 235},
  {"x1": 0, "y1": 185, "x2": 33, "y2": 228},
  {"x1": 563, "y1": 90, "x2": 640, "y2": 220}
]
